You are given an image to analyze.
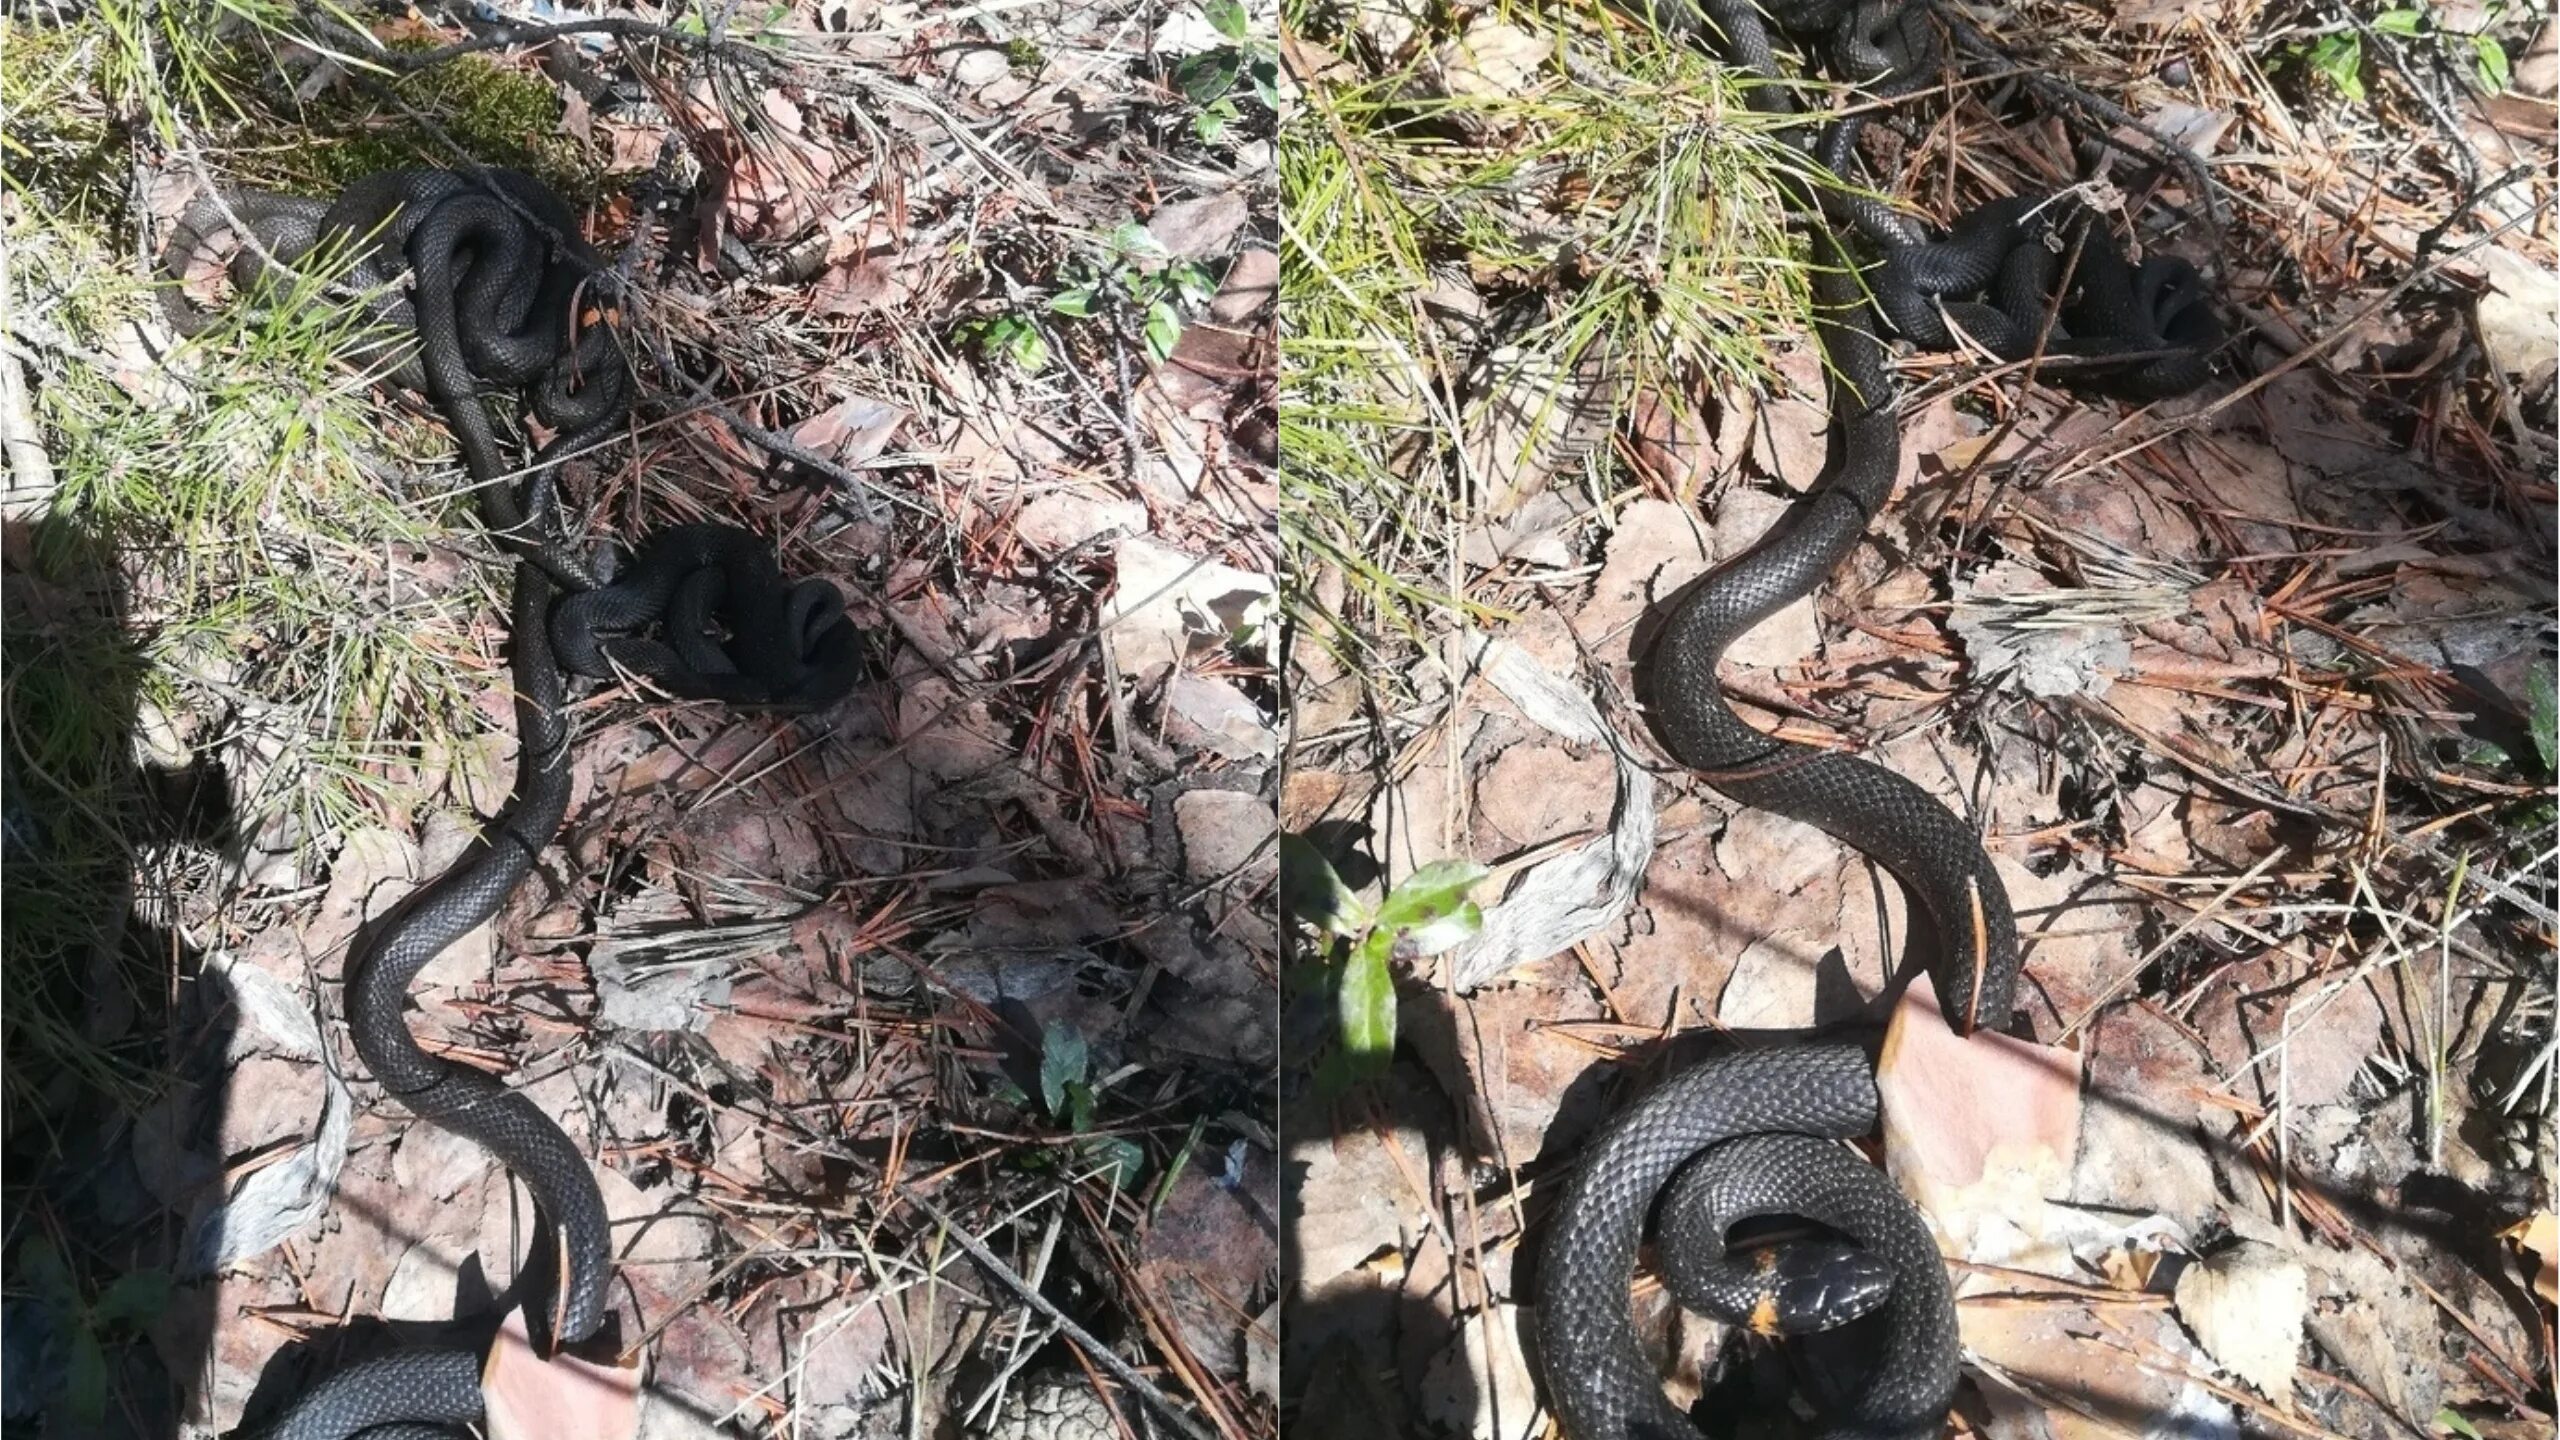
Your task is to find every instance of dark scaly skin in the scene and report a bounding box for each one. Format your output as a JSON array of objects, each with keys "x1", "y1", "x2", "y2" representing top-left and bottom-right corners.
[
  {"x1": 1655, "y1": 1133, "x2": 1958, "y2": 1431},
  {"x1": 1541, "y1": 6, "x2": 2222, "y2": 1436},
  {"x1": 167, "y1": 171, "x2": 625, "y2": 1438},
  {"x1": 341, "y1": 562, "x2": 609, "y2": 1348},
  {"x1": 1537, "y1": 4, "x2": 2045, "y2": 1437},
  {"x1": 254, "y1": 562, "x2": 602, "y2": 1440},
  {"x1": 1637, "y1": 0, "x2": 2221, "y2": 389},
  {"x1": 167, "y1": 172, "x2": 854, "y2": 707},
  {"x1": 1648, "y1": 238, "x2": 2021, "y2": 1035},
  {"x1": 1538, "y1": 5, "x2": 2226, "y2": 1437},
  {"x1": 258, "y1": 1351, "x2": 485, "y2": 1440},
  {"x1": 398, "y1": 183, "x2": 626, "y2": 588},
  {"x1": 162, "y1": 168, "x2": 619, "y2": 589},
  {"x1": 1654, "y1": 1152, "x2": 1897, "y2": 1339},
  {"x1": 177, "y1": 168, "x2": 871, "y2": 1437},
  {"x1": 548, "y1": 523, "x2": 864, "y2": 709},
  {"x1": 1535, "y1": 1047, "x2": 1957, "y2": 1440},
  {"x1": 158, "y1": 190, "x2": 336, "y2": 336}
]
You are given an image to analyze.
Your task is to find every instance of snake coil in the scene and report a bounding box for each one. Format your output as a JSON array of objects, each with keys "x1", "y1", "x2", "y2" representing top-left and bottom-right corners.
[
  {"x1": 1534, "y1": 4, "x2": 2220, "y2": 1437},
  {"x1": 167, "y1": 167, "x2": 863, "y2": 1437}
]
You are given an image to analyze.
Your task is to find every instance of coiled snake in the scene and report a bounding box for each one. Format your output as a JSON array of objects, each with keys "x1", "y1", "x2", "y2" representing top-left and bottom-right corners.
[
  {"x1": 165, "y1": 166, "x2": 863, "y2": 1436},
  {"x1": 1532, "y1": 3, "x2": 2222, "y2": 1437}
]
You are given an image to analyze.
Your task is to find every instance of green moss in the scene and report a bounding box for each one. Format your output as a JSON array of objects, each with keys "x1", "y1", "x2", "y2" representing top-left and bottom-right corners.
[
  {"x1": 234, "y1": 42, "x2": 596, "y2": 203},
  {"x1": 3, "y1": 11, "x2": 600, "y2": 238}
]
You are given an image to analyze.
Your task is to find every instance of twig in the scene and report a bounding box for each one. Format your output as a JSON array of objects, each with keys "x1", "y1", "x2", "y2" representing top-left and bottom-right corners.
[
  {"x1": 2197, "y1": 206, "x2": 2540, "y2": 423},
  {"x1": 631, "y1": 327, "x2": 923, "y2": 523},
  {"x1": 888, "y1": 1183, "x2": 1220, "y2": 1440},
  {"x1": 1922, "y1": 0, "x2": 2229, "y2": 238}
]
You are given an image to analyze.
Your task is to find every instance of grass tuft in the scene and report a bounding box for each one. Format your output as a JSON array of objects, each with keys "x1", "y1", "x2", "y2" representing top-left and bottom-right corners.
[
  {"x1": 4, "y1": 183, "x2": 491, "y2": 1148},
  {"x1": 1279, "y1": 0, "x2": 1815, "y2": 710}
]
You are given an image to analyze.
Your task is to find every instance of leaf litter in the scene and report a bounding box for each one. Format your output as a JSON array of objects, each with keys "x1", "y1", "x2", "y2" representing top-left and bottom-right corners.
[
  {"x1": 1281, "y1": 0, "x2": 2554, "y2": 1434},
  {"x1": 7, "y1": 0, "x2": 1279, "y2": 1436}
]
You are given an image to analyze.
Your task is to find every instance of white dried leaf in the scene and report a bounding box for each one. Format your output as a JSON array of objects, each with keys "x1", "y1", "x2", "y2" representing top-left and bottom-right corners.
[
  {"x1": 1437, "y1": 20, "x2": 1553, "y2": 101},
  {"x1": 2476, "y1": 245, "x2": 2559, "y2": 388},
  {"x1": 184, "y1": 1070, "x2": 350, "y2": 1273},
  {"x1": 2173, "y1": 1240, "x2": 2307, "y2": 1398},
  {"x1": 202, "y1": 948, "x2": 321, "y2": 1059}
]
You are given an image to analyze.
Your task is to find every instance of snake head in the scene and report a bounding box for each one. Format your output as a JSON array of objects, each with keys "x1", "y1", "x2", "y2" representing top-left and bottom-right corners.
[{"x1": 1742, "y1": 1239, "x2": 1898, "y2": 1336}]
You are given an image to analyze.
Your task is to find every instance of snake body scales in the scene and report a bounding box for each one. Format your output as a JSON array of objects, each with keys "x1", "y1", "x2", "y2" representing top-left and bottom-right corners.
[
  {"x1": 168, "y1": 167, "x2": 861, "y2": 1437},
  {"x1": 1532, "y1": 1, "x2": 2220, "y2": 1436},
  {"x1": 169, "y1": 170, "x2": 619, "y2": 1438}
]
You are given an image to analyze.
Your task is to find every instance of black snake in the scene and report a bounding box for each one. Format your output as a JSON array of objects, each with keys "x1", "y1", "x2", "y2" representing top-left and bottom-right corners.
[
  {"x1": 1532, "y1": 2, "x2": 2222, "y2": 1436},
  {"x1": 165, "y1": 166, "x2": 863, "y2": 1436}
]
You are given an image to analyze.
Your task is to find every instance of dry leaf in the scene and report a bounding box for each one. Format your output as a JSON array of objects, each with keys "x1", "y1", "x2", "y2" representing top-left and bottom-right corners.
[
  {"x1": 790, "y1": 394, "x2": 909, "y2": 464},
  {"x1": 1417, "y1": 1303, "x2": 1540, "y2": 1440},
  {"x1": 2172, "y1": 1240, "x2": 2307, "y2": 1401},
  {"x1": 1146, "y1": 191, "x2": 1250, "y2": 260},
  {"x1": 485, "y1": 1307, "x2": 645, "y2": 1440},
  {"x1": 2475, "y1": 246, "x2": 2560, "y2": 388},
  {"x1": 2504, "y1": 1213, "x2": 2558, "y2": 1303},
  {"x1": 1100, "y1": 537, "x2": 1273, "y2": 678},
  {"x1": 1878, "y1": 974, "x2": 2085, "y2": 1254},
  {"x1": 1437, "y1": 19, "x2": 1553, "y2": 100}
]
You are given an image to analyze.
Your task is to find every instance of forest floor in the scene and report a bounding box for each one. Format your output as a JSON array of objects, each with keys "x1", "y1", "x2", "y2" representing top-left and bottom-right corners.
[
  {"x1": 3, "y1": 2, "x2": 1279, "y2": 1436},
  {"x1": 1277, "y1": 1, "x2": 2556, "y2": 1436}
]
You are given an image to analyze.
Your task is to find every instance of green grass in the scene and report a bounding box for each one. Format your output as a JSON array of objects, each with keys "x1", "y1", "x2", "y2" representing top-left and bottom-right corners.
[
  {"x1": 0, "y1": 0, "x2": 668, "y2": 1191},
  {"x1": 25, "y1": 207, "x2": 488, "y2": 786},
  {"x1": 3, "y1": 578, "x2": 155, "y2": 1127},
  {"x1": 1, "y1": 11, "x2": 529, "y2": 1158},
  {"x1": 1278, "y1": 0, "x2": 1818, "y2": 712},
  {"x1": 2, "y1": 5, "x2": 593, "y2": 216}
]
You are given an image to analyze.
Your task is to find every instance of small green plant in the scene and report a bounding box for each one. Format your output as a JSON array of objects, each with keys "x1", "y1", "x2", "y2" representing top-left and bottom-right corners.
[
  {"x1": 1050, "y1": 221, "x2": 1219, "y2": 364},
  {"x1": 2453, "y1": 658, "x2": 2556, "y2": 789},
  {"x1": 1231, "y1": 592, "x2": 1282, "y2": 669},
  {"x1": 1019, "y1": 1021, "x2": 1145, "y2": 1187},
  {"x1": 2502, "y1": 656, "x2": 2559, "y2": 835},
  {"x1": 2289, "y1": 3, "x2": 2514, "y2": 101},
  {"x1": 669, "y1": 3, "x2": 793, "y2": 49},
  {"x1": 955, "y1": 312, "x2": 1052, "y2": 373},
  {"x1": 1174, "y1": 0, "x2": 1280, "y2": 145},
  {"x1": 2525, "y1": 657, "x2": 2555, "y2": 776},
  {"x1": 1283, "y1": 834, "x2": 1487, "y2": 1088},
  {"x1": 2294, "y1": 30, "x2": 2368, "y2": 99},
  {"x1": 15, "y1": 1237, "x2": 169, "y2": 1430},
  {"x1": 963, "y1": 222, "x2": 1219, "y2": 374}
]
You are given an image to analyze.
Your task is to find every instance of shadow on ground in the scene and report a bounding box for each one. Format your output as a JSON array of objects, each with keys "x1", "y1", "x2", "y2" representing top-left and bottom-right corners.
[{"x1": 3, "y1": 507, "x2": 227, "y2": 1439}]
